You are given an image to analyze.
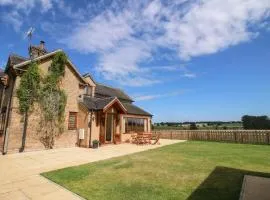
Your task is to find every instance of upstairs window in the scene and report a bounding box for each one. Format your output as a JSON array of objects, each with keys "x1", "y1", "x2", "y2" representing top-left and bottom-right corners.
[{"x1": 68, "y1": 112, "x2": 77, "y2": 130}]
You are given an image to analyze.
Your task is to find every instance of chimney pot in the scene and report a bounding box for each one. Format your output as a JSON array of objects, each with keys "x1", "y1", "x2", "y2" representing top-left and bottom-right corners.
[{"x1": 40, "y1": 40, "x2": 45, "y2": 50}]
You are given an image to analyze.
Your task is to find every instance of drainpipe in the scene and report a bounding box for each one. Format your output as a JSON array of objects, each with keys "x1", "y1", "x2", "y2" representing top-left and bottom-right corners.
[
  {"x1": 2, "y1": 76, "x2": 16, "y2": 154},
  {"x1": 89, "y1": 109, "x2": 93, "y2": 148},
  {"x1": 0, "y1": 86, "x2": 6, "y2": 114},
  {"x1": 19, "y1": 111, "x2": 28, "y2": 152}
]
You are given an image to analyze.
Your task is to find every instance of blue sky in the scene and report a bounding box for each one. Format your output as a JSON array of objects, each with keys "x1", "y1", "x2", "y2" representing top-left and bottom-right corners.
[{"x1": 0, "y1": 0, "x2": 270, "y2": 122}]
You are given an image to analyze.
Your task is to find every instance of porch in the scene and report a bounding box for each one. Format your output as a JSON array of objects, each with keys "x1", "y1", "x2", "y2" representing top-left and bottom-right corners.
[{"x1": 79, "y1": 96, "x2": 152, "y2": 147}]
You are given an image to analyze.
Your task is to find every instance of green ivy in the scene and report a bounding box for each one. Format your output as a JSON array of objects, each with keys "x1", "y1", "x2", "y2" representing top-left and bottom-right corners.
[
  {"x1": 38, "y1": 52, "x2": 67, "y2": 148},
  {"x1": 17, "y1": 52, "x2": 68, "y2": 149},
  {"x1": 17, "y1": 62, "x2": 41, "y2": 113},
  {"x1": 50, "y1": 51, "x2": 67, "y2": 78}
]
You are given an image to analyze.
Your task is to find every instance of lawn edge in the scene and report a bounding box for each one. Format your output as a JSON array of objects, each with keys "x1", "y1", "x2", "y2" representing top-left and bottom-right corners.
[{"x1": 39, "y1": 174, "x2": 87, "y2": 200}]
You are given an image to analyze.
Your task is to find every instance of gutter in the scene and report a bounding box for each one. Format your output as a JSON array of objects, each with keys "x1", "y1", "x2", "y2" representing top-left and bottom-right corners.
[
  {"x1": 13, "y1": 49, "x2": 62, "y2": 69},
  {"x1": 13, "y1": 49, "x2": 88, "y2": 85},
  {"x1": 89, "y1": 109, "x2": 93, "y2": 148}
]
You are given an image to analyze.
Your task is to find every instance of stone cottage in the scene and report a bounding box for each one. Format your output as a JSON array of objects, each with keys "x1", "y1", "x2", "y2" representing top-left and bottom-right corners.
[{"x1": 0, "y1": 41, "x2": 152, "y2": 154}]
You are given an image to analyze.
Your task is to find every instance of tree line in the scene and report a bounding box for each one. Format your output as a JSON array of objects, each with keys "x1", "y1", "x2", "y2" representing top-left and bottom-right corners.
[
  {"x1": 154, "y1": 115, "x2": 270, "y2": 130},
  {"x1": 242, "y1": 115, "x2": 270, "y2": 130}
]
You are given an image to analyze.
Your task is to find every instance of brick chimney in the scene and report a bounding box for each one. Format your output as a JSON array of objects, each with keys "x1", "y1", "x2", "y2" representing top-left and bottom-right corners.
[
  {"x1": 29, "y1": 40, "x2": 47, "y2": 59},
  {"x1": 39, "y1": 40, "x2": 45, "y2": 50}
]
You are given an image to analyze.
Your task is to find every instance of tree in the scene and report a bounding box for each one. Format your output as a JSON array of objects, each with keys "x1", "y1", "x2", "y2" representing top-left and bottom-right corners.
[
  {"x1": 242, "y1": 115, "x2": 270, "y2": 130},
  {"x1": 17, "y1": 62, "x2": 41, "y2": 152},
  {"x1": 190, "y1": 123, "x2": 197, "y2": 130}
]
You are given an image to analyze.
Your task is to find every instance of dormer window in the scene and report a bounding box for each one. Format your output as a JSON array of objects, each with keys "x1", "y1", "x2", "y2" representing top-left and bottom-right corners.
[{"x1": 84, "y1": 86, "x2": 92, "y2": 96}]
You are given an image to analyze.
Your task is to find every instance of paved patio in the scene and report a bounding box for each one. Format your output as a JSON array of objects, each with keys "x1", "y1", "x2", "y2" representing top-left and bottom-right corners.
[
  {"x1": 239, "y1": 175, "x2": 270, "y2": 200},
  {"x1": 0, "y1": 139, "x2": 184, "y2": 200}
]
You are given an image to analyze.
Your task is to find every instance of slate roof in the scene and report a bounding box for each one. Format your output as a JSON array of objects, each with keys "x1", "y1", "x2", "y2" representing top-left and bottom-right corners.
[
  {"x1": 82, "y1": 73, "x2": 96, "y2": 84},
  {"x1": 9, "y1": 54, "x2": 28, "y2": 66},
  {"x1": 82, "y1": 96, "x2": 152, "y2": 116},
  {"x1": 95, "y1": 84, "x2": 133, "y2": 102},
  {"x1": 122, "y1": 102, "x2": 152, "y2": 116},
  {"x1": 81, "y1": 96, "x2": 116, "y2": 110}
]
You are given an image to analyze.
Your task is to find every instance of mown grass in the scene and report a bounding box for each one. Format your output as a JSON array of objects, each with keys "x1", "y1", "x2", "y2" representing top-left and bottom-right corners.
[{"x1": 42, "y1": 141, "x2": 270, "y2": 200}]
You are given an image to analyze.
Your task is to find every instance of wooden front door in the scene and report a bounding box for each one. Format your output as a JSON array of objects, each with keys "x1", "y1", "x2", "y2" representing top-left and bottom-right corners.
[{"x1": 105, "y1": 113, "x2": 114, "y2": 143}]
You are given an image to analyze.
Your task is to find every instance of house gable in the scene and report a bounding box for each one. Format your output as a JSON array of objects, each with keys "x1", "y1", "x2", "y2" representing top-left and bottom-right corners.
[{"x1": 13, "y1": 49, "x2": 87, "y2": 85}]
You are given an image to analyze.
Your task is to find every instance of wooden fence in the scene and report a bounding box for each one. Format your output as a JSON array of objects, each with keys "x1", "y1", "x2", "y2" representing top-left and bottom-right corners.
[{"x1": 152, "y1": 130, "x2": 270, "y2": 145}]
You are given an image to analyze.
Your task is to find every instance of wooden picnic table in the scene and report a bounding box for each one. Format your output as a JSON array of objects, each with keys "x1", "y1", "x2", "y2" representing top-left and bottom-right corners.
[{"x1": 131, "y1": 132, "x2": 153, "y2": 145}]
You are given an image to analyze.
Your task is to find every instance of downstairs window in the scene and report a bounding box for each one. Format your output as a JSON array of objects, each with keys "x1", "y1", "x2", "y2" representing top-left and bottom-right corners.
[
  {"x1": 68, "y1": 112, "x2": 77, "y2": 130},
  {"x1": 124, "y1": 117, "x2": 145, "y2": 133}
]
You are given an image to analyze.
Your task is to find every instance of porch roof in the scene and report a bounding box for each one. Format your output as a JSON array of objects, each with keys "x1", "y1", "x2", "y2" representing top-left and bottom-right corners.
[
  {"x1": 122, "y1": 103, "x2": 153, "y2": 117},
  {"x1": 81, "y1": 96, "x2": 127, "y2": 113},
  {"x1": 81, "y1": 96, "x2": 152, "y2": 117}
]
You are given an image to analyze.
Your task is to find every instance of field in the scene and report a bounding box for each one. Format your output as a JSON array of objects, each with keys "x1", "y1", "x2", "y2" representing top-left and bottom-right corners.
[
  {"x1": 153, "y1": 122, "x2": 243, "y2": 130},
  {"x1": 42, "y1": 141, "x2": 270, "y2": 200}
]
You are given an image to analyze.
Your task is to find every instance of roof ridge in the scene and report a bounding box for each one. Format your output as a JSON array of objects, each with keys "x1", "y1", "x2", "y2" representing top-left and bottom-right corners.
[
  {"x1": 97, "y1": 83, "x2": 119, "y2": 90},
  {"x1": 9, "y1": 53, "x2": 28, "y2": 60},
  {"x1": 97, "y1": 83, "x2": 126, "y2": 94},
  {"x1": 96, "y1": 83, "x2": 133, "y2": 101}
]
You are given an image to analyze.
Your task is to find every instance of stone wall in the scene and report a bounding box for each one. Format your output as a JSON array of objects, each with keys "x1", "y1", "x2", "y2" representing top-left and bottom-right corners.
[{"x1": 6, "y1": 58, "x2": 85, "y2": 153}]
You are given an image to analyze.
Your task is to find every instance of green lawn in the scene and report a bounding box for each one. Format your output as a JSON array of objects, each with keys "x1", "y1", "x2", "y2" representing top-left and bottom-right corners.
[{"x1": 42, "y1": 142, "x2": 270, "y2": 200}]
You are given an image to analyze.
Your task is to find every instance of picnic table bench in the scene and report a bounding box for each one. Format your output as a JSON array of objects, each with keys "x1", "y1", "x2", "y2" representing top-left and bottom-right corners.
[{"x1": 131, "y1": 132, "x2": 160, "y2": 145}]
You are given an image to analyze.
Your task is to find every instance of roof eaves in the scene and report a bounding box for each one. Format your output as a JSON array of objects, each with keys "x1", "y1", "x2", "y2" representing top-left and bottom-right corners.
[
  {"x1": 103, "y1": 97, "x2": 127, "y2": 113},
  {"x1": 13, "y1": 49, "x2": 86, "y2": 84},
  {"x1": 123, "y1": 103, "x2": 153, "y2": 116},
  {"x1": 13, "y1": 49, "x2": 62, "y2": 69},
  {"x1": 9, "y1": 53, "x2": 28, "y2": 61},
  {"x1": 96, "y1": 83, "x2": 134, "y2": 102},
  {"x1": 82, "y1": 73, "x2": 96, "y2": 83}
]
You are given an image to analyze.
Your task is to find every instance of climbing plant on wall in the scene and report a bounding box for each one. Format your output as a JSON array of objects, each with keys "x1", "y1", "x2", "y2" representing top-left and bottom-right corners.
[
  {"x1": 17, "y1": 52, "x2": 68, "y2": 150},
  {"x1": 38, "y1": 52, "x2": 67, "y2": 149},
  {"x1": 17, "y1": 61, "x2": 41, "y2": 152}
]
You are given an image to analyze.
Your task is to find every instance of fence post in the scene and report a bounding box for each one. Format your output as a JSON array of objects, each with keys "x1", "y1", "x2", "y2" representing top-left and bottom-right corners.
[
  {"x1": 234, "y1": 132, "x2": 237, "y2": 143},
  {"x1": 267, "y1": 132, "x2": 270, "y2": 145},
  {"x1": 171, "y1": 131, "x2": 173, "y2": 140}
]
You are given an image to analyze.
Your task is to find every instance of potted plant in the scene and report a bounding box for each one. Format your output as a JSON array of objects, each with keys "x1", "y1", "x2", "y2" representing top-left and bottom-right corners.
[
  {"x1": 114, "y1": 134, "x2": 121, "y2": 144},
  {"x1": 92, "y1": 140, "x2": 99, "y2": 149}
]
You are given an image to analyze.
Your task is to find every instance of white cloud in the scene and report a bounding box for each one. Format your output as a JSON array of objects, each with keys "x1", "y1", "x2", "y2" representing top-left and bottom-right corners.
[
  {"x1": 150, "y1": 65, "x2": 180, "y2": 71},
  {"x1": 164, "y1": 0, "x2": 270, "y2": 60},
  {"x1": 0, "y1": 0, "x2": 54, "y2": 12},
  {"x1": 3, "y1": 0, "x2": 270, "y2": 86},
  {"x1": 63, "y1": 11, "x2": 133, "y2": 53},
  {"x1": 134, "y1": 91, "x2": 186, "y2": 101},
  {"x1": 182, "y1": 73, "x2": 196, "y2": 78},
  {"x1": 56, "y1": 0, "x2": 86, "y2": 20},
  {"x1": 61, "y1": 0, "x2": 270, "y2": 86},
  {"x1": 0, "y1": 0, "x2": 54, "y2": 31},
  {"x1": 1, "y1": 10, "x2": 22, "y2": 31},
  {"x1": 40, "y1": 0, "x2": 53, "y2": 12},
  {"x1": 135, "y1": 94, "x2": 162, "y2": 101},
  {"x1": 117, "y1": 77, "x2": 160, "y2": 87}
]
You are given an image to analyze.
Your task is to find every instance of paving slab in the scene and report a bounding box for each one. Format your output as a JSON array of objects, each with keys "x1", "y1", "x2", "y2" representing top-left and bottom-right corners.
[
  {"x1": 0, "y1": 139, "x2": 184, "y2": 200},
  {"x1": 239, "y1": 175, "x2": 270, "y2": 200}
]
